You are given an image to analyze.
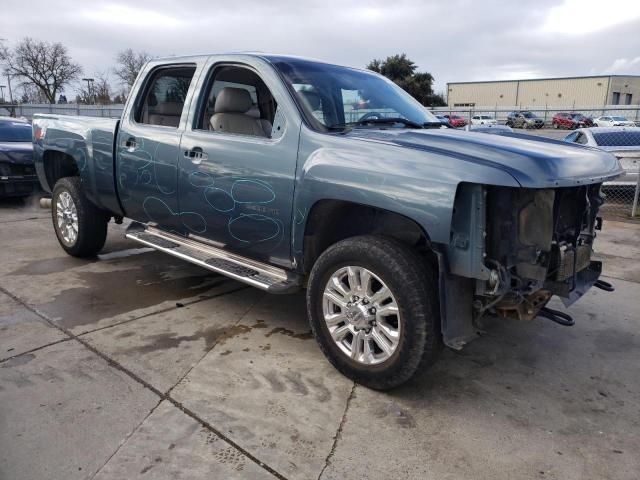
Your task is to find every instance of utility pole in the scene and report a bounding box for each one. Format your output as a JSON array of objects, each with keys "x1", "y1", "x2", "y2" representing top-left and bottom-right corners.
[
  {"x1": 82, "y1": 77, "x2": 95, "y2": 104},
  {"x1": 0, "y1": 38, "x2": 15, "y2": 116}
]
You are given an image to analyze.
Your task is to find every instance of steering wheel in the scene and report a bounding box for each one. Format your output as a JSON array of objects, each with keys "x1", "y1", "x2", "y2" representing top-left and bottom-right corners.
[{"x1": 358, "y1": 112, "x2": 384, "y2": 122}]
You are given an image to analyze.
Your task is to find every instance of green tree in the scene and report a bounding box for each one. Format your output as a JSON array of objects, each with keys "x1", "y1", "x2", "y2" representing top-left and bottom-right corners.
[{"x1": 367, "y1": 53, "x2": 446, "y2": 106}]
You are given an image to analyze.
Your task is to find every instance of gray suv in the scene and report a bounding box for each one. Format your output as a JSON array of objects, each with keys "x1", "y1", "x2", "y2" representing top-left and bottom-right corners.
[{"x1": 507, "y1": 111, "x2": 545, "y2": 129}]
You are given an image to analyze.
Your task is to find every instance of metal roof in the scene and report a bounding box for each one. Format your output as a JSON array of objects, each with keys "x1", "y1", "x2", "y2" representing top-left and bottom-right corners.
[{"x1": 448, "y1": 75, "x2": 640, "y2": 86}]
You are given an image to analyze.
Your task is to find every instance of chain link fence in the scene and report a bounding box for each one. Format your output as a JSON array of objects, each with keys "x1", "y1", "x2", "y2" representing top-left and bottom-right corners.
[{"x1": 1, "y1": 103, "x2": 124, "y2": 119}]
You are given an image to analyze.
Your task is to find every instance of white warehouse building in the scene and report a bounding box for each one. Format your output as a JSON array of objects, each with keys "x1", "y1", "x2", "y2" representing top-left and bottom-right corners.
[{"x1": 446, "y1": 75, "x2": 640, "y2": 109}]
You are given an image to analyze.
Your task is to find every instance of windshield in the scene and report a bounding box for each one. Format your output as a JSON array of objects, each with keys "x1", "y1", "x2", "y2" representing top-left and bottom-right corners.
[
  {"x1": 593, "y1": 131, "x2": 640, "y2": 147},
  {"x1": 523, "y1": 113, "x2": 536, "y2": 118},
  {"x1": 611, "y1": 116, "x2": 628, "y2": 121},
  {"x1": 268, "y1": 57, "x2": 439, "y2": 131},
  {"x1": 570, "y1": 114, "x2": 584, "y2": 119},
  {"x1": 0, "y1": 122, "x2": 32, "y2": 142}
]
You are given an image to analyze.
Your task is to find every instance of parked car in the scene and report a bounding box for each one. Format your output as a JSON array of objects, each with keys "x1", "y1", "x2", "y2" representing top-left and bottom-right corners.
[
  {"x1": 470, "y1": 114, "x2": 497, "y2": 126},
  {"x1": 435, "y1": 115, "x2": 449, "y2": 125},
  {"x1": 33, "y1": 53, "x2": 621, "y2": 390},
  {"x1": 563, "y1": 127, "x2": 639, "y2": 187},
  {"x1": 506, "y1": 111, "x2": 544, "y2": 129},
  {"x1": 443, "y1": 114, "x2": 467, "y2": 127},
  {"x1": 593, "y1": 116, "x2": 635, "y2": 127},
  {"x1": 0, "y1": 117, "x2": 39, "y2": 198},
  {"x1": 464, "y1": 124, "x2": 513, "y2": 134},
  {"x1": 552, "y1": 112, "x2": 593, "y2": 129}
]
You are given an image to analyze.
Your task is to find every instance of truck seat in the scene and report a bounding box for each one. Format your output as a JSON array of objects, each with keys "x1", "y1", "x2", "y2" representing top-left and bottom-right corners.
[
  {"x1": 209, "y1": 87, "x2": 271, "y2": 137},
  {"x1": 147, "y1": 102, "x2": 183, "y2": 127}
]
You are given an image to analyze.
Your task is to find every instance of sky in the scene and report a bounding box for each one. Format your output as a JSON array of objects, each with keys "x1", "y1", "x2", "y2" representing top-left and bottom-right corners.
[{"x1": 2, "y1": 0, "x2": 640, "y2": 97}]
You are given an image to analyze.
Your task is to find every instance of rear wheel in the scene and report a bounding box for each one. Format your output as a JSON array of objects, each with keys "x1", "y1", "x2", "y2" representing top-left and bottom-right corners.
[
  {"x1": 52, "y1": 177, "x2": 108, "y2": 257},
  {"x1": 307, "y1": 235, "x2": 441, "y2": 390}
]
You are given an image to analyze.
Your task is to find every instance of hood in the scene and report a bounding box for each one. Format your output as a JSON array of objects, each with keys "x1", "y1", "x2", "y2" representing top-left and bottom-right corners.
[
  {"x1": 0, "y1": 142, "x2": 34, "y2": 165},
  {"x1": 344, "y1": 128, "x2": 624, "y2": 188}
]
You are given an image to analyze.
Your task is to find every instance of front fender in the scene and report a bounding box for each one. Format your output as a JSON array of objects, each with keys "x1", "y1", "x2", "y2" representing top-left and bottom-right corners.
[{"x1": 291, "y1": 128, "x2": 520, "y2": 262}]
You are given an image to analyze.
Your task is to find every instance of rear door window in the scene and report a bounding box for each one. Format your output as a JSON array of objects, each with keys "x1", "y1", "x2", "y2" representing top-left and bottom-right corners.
[{"x1": 135, "y1": 66, "x2": 196, "y2": 127}]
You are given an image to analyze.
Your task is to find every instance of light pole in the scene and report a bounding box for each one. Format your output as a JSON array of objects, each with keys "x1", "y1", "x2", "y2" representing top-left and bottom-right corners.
[
  {"x1": 0, "y1": 85, "x2": 5, "y2": 103},
  {"x1": 82, "y1": 77, "x2": 94, "y2": 104}
]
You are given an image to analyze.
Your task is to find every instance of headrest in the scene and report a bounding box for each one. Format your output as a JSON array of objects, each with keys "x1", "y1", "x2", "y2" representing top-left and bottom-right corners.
[
  {"x1": 214, "y1": 87, "x2": 253, "y2": 114},
  {"x1": 298, "y1": 90, "x2": 321, "y2": 111},
  {"x1": 246, "y1": 105, "x2": 261, "y2": 118},
  {"x1": 153, "y1": 102, "x2": 183, "y2": 115}
]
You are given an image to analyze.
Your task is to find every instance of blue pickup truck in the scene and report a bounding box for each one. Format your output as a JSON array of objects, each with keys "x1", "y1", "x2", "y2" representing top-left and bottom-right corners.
[{"x1": 33, "y1": 54, "x2": 622, "y2": 389}]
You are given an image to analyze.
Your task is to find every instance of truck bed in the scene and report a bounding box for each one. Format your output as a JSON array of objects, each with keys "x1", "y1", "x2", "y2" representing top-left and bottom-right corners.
[{"x1": 33, "y1": 114, "x2": 123, "y2": 216}]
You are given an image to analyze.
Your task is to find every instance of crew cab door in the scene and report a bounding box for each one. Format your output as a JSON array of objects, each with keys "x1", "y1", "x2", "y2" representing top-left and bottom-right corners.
[
  {"x1": 177, "y1": 58, "x2": 301, "y2": 269},
  {"x1": 116, "y1": 63, "x2": 200, "y2": 229}
]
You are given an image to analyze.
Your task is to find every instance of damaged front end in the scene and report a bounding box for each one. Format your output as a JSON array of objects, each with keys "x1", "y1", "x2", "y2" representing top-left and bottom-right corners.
[
  {"x1": 441, "y1": 182, "x2": 614, "y2": 349},
  {"x1": 484, "y1": 185, "x2": 606, "y2": 318}
]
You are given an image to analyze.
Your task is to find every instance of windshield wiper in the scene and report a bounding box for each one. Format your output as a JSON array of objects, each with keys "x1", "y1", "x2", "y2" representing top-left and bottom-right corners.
[
  {"x1": 423, "y1": 121, "x2": 447, "y2": 129},
  {"x1": 327, "y1": 119, "x2": 445, "y2": 133},
  {"x1": 351, "y1": 117, "x2": 425, "y2": 129}
]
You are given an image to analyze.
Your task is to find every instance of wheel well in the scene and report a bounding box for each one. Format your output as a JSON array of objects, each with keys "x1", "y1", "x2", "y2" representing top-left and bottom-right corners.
[
  {"x1": 302, "y1": 200, "x2": 433, "y2": 273},
  {"x1": 43, "y1": 150, "x2": 79, "y2": 191}
]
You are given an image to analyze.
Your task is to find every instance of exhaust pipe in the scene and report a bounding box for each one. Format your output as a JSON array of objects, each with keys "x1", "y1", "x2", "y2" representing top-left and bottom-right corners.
[{"x1": 39, "y1": 197, "x2": 52, "y2": 209}]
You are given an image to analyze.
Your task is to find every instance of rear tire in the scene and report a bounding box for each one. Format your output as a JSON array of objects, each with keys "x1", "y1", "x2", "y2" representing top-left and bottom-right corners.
[
  {"x1": 52, "y1": 177, "x2": 108, "y2": 257},
  {"x1": 307, "y1": 235, "x2": 441, "y2": 390}
]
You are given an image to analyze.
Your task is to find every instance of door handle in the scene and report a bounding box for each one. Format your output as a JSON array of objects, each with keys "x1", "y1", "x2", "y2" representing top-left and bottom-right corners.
[
  {"x1": 183, "y1": 147, "x2": 208, "y2": 164},
  {"x1": 123, "y1": 137, "x2": 137, "y2": 151}
]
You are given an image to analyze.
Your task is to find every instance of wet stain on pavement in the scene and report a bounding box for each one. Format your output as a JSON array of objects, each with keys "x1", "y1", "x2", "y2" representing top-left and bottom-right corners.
[
  {"x1": 38, "y1": 264, "x2": 228, "y2": 329},
  {"x1": 1, "y1": 353, "x2": 35, "y2": 368},
  {"x1": 11, "y1": 256, "x2": 95, "y2": 276},
  {"x1": 374, "y1": 402, "x2": 417, "y2": 428},
  {"x1": 259, "y1": 370, "x2": 332, "y2": 401},
  {"x1": 594, "y1": 329, "x2": 638, "y2": 353},
  {"x1": 121, "y1": 324, "x2": 251, "y2": 354},
  {"x1": 264, "y1": 327, "x2": 313, "y2": 340}
]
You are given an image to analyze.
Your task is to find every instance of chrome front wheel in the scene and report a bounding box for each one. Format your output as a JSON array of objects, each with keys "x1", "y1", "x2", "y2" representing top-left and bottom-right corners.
[{"x1": 322, "y1": 266, "x2": 401, "y2": 365}]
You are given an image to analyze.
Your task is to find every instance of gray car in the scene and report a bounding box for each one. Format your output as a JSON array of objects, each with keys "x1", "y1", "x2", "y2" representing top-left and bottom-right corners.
[{"x1": 563, "y1": 127, "x2": 639, "y2": 187}]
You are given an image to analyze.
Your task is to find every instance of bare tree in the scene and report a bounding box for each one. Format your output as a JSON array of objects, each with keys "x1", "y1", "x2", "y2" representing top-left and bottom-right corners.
[
  {"x1": 114, "y1": 48, "x2": 151, "y2": 90},
  {"x1": 77, "y1": 72, "x2": 113, "y2": 105},
  {"x1": 94, "y1": 73, "x2": 112, "y2": 105},
  {"x1": 0, "y1": 37, "x2": 82, "y2": 104},
  {"x1": 19, "y1": 83, "x2": 48, "y2": 103}
]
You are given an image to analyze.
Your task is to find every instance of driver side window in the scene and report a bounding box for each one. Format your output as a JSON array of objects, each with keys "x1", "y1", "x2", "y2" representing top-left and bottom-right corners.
[{"x1": 196, "y1": 65, "x2": 278, "y2": 138}]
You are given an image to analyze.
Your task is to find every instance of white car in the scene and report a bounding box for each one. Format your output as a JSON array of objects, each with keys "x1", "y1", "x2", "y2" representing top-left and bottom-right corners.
[
  {"x1": 563, "y1": 127, "x2": 639, "y2": 186},
  {"x1": 593, "y1": 116, "x2": 635, "y2": 127},
  {"x1": 470, "y1": 114, "x2": 497, "y2": 126}
]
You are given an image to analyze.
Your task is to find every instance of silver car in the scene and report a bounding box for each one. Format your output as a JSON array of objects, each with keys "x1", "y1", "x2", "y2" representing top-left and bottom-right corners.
[{"x1": 563, "y1": 127, "x2": 640, "y2": 187}]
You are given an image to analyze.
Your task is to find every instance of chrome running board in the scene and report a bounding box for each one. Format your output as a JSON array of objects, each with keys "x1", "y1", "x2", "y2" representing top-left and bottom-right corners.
[{"x1": 125, "y1": 223, "x2": 301, "y2": 294}]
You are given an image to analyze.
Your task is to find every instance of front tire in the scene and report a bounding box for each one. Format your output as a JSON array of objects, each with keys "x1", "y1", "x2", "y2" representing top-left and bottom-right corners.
[
  {"x1": 52, "y1": 177, "x2": 108, "y2": 257},
  {"x1": 307, "y1": 235, "x2": 441, "y2": 390}
]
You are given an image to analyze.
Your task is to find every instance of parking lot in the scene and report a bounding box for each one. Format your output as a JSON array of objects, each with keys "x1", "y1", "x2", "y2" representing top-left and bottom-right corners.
[{"x1": 1, "y1": 194, "x2": 639, "y2": 480}]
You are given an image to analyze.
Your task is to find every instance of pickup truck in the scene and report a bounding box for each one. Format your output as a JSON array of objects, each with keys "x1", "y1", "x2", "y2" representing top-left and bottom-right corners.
[{"x1": 33, "y1": 54, "x2": 622, "y2": 389}]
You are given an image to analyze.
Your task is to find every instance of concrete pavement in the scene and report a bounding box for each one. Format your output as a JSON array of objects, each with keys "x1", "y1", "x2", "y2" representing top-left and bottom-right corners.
[{"x1": 1, "y1": 198, "x2": 639, "y2": 480}]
